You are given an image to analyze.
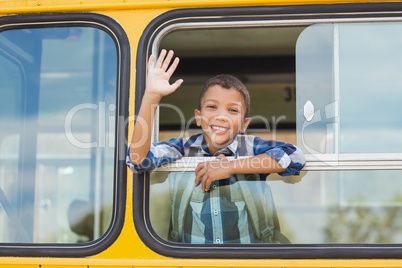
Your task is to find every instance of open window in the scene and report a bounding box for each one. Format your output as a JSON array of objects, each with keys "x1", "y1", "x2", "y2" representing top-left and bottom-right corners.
[
  {"x1": 0, "y1": 13, "x2": 129, "y2": 257},
  {"x1": 149, "y1": 26, "x2": 304, "y2": 243},
  {"x1": 133, "y1": 4, "x2": 402, "y2": 259}
]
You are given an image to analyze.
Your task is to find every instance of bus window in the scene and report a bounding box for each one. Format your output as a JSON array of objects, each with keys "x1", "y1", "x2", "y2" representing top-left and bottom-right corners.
[
  {"x1": 144, "y1": 21, "x2": 402, "y2": 246},
  {"x1": 147, "y1": 26, "x2": 305, "y2": 243},
  {"x1": 0, "y1": 26, "x2": 117, "y2": 243}
]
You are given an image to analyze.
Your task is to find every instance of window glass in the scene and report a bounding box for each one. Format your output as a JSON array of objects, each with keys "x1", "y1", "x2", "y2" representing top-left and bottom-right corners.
[
  {"x1": 0, "y1": 26, "x2": 117, "y2": 243},
  {"x1": 296, "y1": 24, "x2": 335, "y2": 155},
  {"x1": 151, "y1": 169, "x2": 402, "y2": 244},
  {"x1": 270, "y1": 169, "x2": 402, "y2": 243},
  {"x1": 296, "y1": 22, "x2": 402, "y2": 154},
  {"x1": 147, "y1": 21, "x2": 402, "y2": 246},
  {"x1": 150, "y1": 171, "x2": 294, "y2": 244}
]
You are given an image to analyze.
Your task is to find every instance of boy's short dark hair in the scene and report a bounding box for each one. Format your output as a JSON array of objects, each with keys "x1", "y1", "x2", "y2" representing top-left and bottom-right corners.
[{"x1": 199, "y1": 74, "x2": 251, "y2": 118}]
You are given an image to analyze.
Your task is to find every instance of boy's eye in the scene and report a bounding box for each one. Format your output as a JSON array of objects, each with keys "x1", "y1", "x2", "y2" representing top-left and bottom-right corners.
[
  {"x1": 229, "y1": 108, "x2": 239, "y2": 113},
  {"x1": 206, "y1": 105, "x2": 216, "y2": 109}
]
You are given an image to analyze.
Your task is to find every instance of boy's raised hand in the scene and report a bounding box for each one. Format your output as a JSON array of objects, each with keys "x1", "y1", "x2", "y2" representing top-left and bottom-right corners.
[{"x1": 146, "y1": 49, "x2": 183, "y2": 99}]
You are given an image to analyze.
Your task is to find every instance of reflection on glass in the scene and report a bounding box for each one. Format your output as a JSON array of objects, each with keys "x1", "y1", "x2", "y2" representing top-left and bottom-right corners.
[
  {"x1": 0, "y1": 26, "x2": 117, "y2": 243},
  {"x1": 150, "y1": 170, "x2": 402, "y2": 244},
  {"x1": 270, "y1": 170, "x2": 402, "y2": 243},
  {"x1": 150, "y1": 171, "x2": 290, "y2": 244},
  {"x1": 296, "y1": 24, "x2": 336, "y2": 155},
  {"x1": 339, "y1": 23, "x2": 402, "y2": 153},
  {"x1": 297, "y1": 22, "x2": 402, "y2": 154}
]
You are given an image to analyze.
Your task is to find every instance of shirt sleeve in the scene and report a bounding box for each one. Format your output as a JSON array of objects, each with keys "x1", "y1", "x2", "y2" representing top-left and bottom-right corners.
[
  {"x1": 253, "y1": 136, "x2": 306, "y2": 176},
  {"x1": 126, "y1": 137, "x2": 185, "y2": 173}
]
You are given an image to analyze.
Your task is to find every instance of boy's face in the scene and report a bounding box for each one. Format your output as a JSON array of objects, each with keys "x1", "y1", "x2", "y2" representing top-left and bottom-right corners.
[{"x1": 195, "y1": 85, "x2": 251, "y2": 155}]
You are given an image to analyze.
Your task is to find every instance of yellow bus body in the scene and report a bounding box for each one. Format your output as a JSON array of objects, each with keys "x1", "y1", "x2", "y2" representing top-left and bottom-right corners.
[{"x1": 1, "y1": 0, "x2": 402, "y2": 267}]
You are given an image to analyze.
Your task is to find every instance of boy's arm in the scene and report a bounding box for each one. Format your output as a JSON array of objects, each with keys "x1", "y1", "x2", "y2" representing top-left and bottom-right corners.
[
  {"x1": 194, "y1": 154, "x2": 286, "y2": 193},
  {"x1": 129, "y1": 50, "x2": 183, "y2": 166}
]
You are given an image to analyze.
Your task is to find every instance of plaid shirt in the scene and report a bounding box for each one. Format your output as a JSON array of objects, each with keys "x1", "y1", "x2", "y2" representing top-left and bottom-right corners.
[{"x1": 126, "y1": 133, "x2": 305, "y2": 244}]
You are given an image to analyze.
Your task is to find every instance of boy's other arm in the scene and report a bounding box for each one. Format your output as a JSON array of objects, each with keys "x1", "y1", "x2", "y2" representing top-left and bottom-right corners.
[
  {"x1": 195, "y1": 154, "x2": 285, "y2": 193},
  {"x1": 129, "y1": 50, "x2": 183, "y2": 166}
]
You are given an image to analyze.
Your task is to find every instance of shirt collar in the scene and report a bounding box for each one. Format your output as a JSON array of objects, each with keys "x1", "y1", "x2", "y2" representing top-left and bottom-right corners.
[{"x1": 189, "y1": 133, "x2": 238, "y2": 156}]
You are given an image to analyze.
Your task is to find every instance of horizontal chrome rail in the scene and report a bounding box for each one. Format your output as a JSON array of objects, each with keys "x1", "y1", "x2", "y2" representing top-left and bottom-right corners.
[{"x1": 153, "y1": 154, "x2": 402, "y2": 172}]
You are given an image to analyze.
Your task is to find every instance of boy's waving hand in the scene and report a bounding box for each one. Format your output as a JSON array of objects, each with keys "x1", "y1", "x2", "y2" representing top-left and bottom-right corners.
[
  {"x1": 146, "y1": 49, "x2": 183, "y2": 100},
  {"x1": 129, "y1": 50, "x2": 183, "y2": 166}
]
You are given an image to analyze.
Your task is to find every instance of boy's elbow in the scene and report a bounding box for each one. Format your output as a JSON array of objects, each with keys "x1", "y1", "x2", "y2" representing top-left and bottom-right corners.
[
  {"x1": 282, "y1": 148, "x2": 306, "y2": 175},
  {"x1": 129, "y1": 155, "x2": 147, "y2": 167},
  {"x1": 130, "y1": 158, "x2": 141, "y2": 167},
  {"x1": 128, "y1": 149, "x2": 146, "y2": 166},
  {"x1": 291, "y1": 146, "x2": 306, "y2": 167}
]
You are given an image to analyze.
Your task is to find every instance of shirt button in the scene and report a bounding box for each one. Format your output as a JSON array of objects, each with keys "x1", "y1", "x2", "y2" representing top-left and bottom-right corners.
[
  {"x1": 214, "y1": 210, "x2": 218, "y2": 216},
  {"x1": 216, "y1": 238, "x2": 221, "y2": 243},
  {"x1": 212, "y1": 184, "x2": 217, "y2": 189}
]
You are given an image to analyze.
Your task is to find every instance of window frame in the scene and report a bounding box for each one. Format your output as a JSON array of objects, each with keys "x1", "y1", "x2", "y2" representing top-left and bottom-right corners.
[
  {"x1": 133, "y1": 2, "x2": 402, "y2": 259},
  {"x1": 0, "y1": 12, "x2": 129, "y2": 257}
]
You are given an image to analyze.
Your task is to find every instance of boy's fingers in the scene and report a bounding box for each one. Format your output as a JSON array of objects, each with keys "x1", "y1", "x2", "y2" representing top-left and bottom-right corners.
[
  {"x1": 201, "y1": 177, "x2": 207, "y2": 192},
  {"x1": 175, "y1": 79, "x2": 184, "y2": 86},
  {"x1": 166, "y1": 57, "x2": 180, "y2": 77},
  {"x1": 170, "y1": 79, "x2": 183, "y2": 92},
  {"x1": 195, "y1": 162, "x2": 205, "y2": 174},
  {"x1": 194, "y1": 177, "x2": 200, "y2": 186},
  {"x1": 201, "y1": 174, "x2": 208, "y2": 192},
  {"x1": 147, "y1": 54, "x2": 155, "y2": 70},
  {"x1": 155, "y1": 49, "x2": 167, "y2": 68},
  {"x1": 202, "y1": 175, "x2": 213, "y2": 192},
  {"x1": 216, "y1": 154, "x2": 226, "y2": 160},
  {"x1": 161, "y1": 50, "x2": 174, "y2": 71},
  {"x1": 194, "y1": 166, "x2": 206, "y2": 186},
  {"x1": 194, "y1": 173, "x2": 204, "y2": 187}
]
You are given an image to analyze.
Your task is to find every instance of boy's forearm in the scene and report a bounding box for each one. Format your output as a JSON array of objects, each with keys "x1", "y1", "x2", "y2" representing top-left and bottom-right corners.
[
  {"x1": 195, "y1": 153, "x2": 287, "y2": 192},
  {"x1": 128, "y1": 50, "x2": 182, "y2": 167},
  {"x1": 129, "y1": 93, "x2": 161, "y2": 165},
  {"x1": 228, "y1": 153, "x2": 286, "y2": 175}
]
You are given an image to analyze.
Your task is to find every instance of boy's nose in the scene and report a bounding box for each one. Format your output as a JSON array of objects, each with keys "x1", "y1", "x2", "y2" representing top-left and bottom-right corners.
[
  {"x1": 214, "y1": 113, "x2": 229, "y2": 121},
  {"x1": 215, "y1": 111, "x2": 228, "y2": 120}
]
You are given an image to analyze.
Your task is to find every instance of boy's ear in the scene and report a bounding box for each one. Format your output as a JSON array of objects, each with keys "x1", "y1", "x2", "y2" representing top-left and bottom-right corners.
[
  {"x1": 240, "y1": 117, "x2": 251, "y2": 134},
  {"x1": 194, "y1": 109, "x2": 201, "y2": 127}
]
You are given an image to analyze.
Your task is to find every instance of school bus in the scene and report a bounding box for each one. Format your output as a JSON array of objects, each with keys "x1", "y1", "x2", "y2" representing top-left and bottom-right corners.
[{"x1": 1, "y1": 0, "x2": 402, "y2": 267}]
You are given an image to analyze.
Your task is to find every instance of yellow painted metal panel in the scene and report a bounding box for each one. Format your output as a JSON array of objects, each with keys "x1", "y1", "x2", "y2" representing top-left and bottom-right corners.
[
  {"x1": 1, "y1": 1, "x2": 402, "y2": 268},
  {"x1": 41, "y1": 266, "x2": 87, "y2": 268},
  {"x1": 90, "y1": 266, "x2": 132, "y2": 268},
  {"x1": 1, "y1": 258, "x2": 402, "y2": 267},
  {"x1": 0, "y1": 0, "x2": 401, "y2": 15},
  {"x1": 0, "y1": 265, "x2": 38, "y2": 268}
]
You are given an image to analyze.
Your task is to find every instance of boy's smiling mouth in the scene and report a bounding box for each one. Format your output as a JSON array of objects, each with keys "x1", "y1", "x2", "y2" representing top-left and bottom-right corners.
[{"x1": 210, "y1": 125, "x2": 230, "y2": 134}]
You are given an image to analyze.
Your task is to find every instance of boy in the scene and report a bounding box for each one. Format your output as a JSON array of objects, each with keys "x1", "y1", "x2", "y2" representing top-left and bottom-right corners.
[{"x1": 127, "y1": 50, "x2": 305, "y2": 244}]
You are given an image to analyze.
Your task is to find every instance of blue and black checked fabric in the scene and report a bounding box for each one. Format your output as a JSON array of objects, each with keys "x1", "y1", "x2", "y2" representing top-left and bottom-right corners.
[{"x1": 126, "y1": 133, "x2": 305, "y2": 243}]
